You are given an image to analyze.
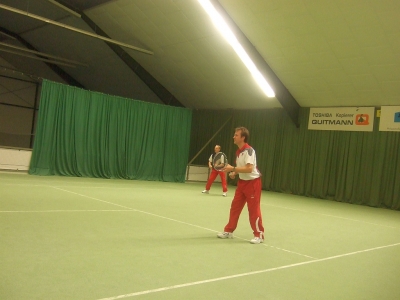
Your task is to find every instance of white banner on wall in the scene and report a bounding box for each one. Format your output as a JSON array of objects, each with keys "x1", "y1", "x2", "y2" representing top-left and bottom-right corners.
[
  {"x1": 379, "y1": 106, "x2": 400, "y2": 132},
  {"x1": 308, "y1": 107, "x2": 375, "y2": 131}
]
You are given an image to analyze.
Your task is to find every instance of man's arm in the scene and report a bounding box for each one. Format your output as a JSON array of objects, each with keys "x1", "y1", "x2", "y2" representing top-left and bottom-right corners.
[{"x1": 225, "y1": 163, "x2": 253, "y2": 174}]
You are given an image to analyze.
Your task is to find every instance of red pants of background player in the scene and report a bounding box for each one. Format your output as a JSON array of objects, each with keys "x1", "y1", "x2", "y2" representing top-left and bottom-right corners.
[
  {"x1": 205, "y1": 169, "x2": 228, "y2": 192},
  {"x1": 224, "y1": 177, "x2": 264, "y2": 238}
]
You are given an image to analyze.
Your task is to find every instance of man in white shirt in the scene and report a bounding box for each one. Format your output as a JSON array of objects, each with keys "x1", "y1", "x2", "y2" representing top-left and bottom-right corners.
[
  {"x1": 217, "y1": 127, "x2": 264, "y2": 244},
  {"x1": 202, "y1": 145, "x2": 228, "y2": 196}
]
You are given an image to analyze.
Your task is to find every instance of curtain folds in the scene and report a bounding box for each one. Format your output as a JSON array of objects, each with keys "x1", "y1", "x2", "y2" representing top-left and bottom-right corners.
[
  {"x1": 190, "y1": 108, "x2": 399, "y2": 210},
  {"x1": 29, "y1": 80, "x2": 192, "y2": 182}
]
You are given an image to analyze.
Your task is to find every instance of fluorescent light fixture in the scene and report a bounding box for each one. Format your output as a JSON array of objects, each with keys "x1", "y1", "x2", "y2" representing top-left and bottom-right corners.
[{"x1": 197, "y1": 0, "x2": 275, "y2": 98}]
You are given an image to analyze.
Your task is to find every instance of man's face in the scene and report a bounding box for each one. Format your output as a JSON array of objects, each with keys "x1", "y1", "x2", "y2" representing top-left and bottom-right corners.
[
  {"x1": 214, "y1": 146, "x2": 220, "y2": 153},
  {"x1": 233, "y1": 130, "x2": 243, "y2": 145}
]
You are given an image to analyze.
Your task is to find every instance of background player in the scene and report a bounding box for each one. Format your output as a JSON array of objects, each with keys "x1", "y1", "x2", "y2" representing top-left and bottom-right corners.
[{"x1": 202, "y1": 145, "x2": 228, "y2": 197}]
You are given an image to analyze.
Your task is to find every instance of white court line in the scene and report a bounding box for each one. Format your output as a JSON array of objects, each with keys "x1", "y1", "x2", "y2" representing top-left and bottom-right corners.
[
  {"x1": 0, "y1": 210, "x2": 133, "y2": 213},
  {"x1": 4, "y1": 181, "x2": 396, "y2": 260},
  {"x1": 2, "y1": 184, "x2": 50, "y2": 187},
  {"x1": 52, "y1": 186, "x2": 224, "y2": 232},
  {"x1": 97, "y1": 242, "x2": 400, "y2": 300},
  {"x1": 265, "y1": 203, "x2": 400, "y2": 230},
  {"x1": 0, "y1": 208, "x2": 315, "y2": 259},
  {"x1": 1, "y1": 182, "x2": 158, "y2": 191},
  {"x1": 52, "y1": 187, "x2": 134, "y2": 210},
  {"x1": 4, "y1": 182, "x2": 396, "y2": 231},
  {"x1": 266, "y1": 245, "x2": 315, "y2": 259},
  {"x1": 1, "y1": 196, "x2": 314, "y2": 259},
  {"x1": 1, "y1": 183, "x2": 138, "y2": 189},
  {"x1": 54, "y1": 185, "x2": 151, "y2": 190},
  {"x1": 52, "y1": 186, "x2": 315, "y2": 259}
]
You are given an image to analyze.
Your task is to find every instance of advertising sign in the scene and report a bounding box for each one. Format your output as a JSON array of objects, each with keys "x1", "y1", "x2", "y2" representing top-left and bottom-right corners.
[
  {"x1": 379, "y1": 106, "x2": 400, "y2": 132},
  {"x1": 308, "y1": 107, "x2": 375, "y2": 131}
]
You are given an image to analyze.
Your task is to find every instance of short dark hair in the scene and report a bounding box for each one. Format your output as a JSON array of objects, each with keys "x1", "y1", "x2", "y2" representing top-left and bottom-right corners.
[{"x1": 235, "y1": 127, "x2": 249, "y2": 143}]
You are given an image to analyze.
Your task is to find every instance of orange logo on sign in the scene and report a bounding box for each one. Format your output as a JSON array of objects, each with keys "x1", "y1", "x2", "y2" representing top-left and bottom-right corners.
[{"x1": 355, "y1": 114, "x2": 369, "y2": 125}]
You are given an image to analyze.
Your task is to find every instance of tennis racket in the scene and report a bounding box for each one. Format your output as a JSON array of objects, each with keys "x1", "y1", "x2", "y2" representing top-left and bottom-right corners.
[{"x1": 212, "y1": 152, "x2": 228, "y2": 171}]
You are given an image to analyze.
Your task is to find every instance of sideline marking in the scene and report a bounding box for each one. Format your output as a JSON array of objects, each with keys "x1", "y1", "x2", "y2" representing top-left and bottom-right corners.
[
  {"x1": 97, "y1": 242, "x2": 400, "y2": 300},
  {"x1": 52, "y1": 187, "x2": 315, "y2": 259},
  {"x1": 4, "y1": 181, "x2": 397, "y2": 230}
]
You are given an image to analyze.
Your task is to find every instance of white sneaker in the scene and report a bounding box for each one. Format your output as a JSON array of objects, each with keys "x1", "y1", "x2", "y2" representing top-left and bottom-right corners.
[
  {"x1": 222, "y1": 192, "x2": 227, "y2": 197},
  {"x1": 250, "y1": 237, "x2": 264, "y2": 244},
  {"x1": 217, "y1": 232, "x2": 233, "y2": 239},
  {"x1": 202, "y1": 190, "x2": 209, "y2": 194}
]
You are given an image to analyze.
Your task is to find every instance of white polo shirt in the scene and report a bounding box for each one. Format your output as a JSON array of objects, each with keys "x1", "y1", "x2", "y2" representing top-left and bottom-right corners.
[{"x1": 236, "y1": 145, "x2": 260, "y2": 180}]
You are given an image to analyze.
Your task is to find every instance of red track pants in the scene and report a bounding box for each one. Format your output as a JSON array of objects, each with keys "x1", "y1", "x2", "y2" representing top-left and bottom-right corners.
[
  {"x1": 205, "y1": 169, "x2": 227, "y2": 192},
  {"x1": 224, "y1": 177, "x2": 264, "y2": 238}
]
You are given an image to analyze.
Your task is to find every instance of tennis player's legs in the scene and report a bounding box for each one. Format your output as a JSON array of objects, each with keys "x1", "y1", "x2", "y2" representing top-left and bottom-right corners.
[
  {"x1": 205, "y1": 169, "x2": 219, "y2": 190},
  {"x1": 246, "y1": 177, "x2": 264, "y2": 238},
  {"x1": 224, "y1": 180, "x2": 247, "y2": 233},
  {"x1": 219, "y1": 171, "x2": 228, "y2": 192}
]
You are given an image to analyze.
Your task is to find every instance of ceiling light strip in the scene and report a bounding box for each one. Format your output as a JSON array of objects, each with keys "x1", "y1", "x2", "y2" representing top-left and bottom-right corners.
[
  {"x1": 0, "y1": 4, "x2": 153, "y2": 55},
  {"x1": 0, "y1": 42, "x2": 88, "y2": 66},
  {"x1": 197, "y1": 0, "x2": 275, "y2": 98}
]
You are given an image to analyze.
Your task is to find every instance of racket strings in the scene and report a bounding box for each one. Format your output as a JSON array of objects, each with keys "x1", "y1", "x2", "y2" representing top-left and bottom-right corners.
[{"x1": 213, "y1": 153, "x2": 228, "y2": 171}]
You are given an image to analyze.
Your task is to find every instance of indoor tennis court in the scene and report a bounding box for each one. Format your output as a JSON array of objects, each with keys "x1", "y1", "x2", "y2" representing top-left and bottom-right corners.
[
  {"x1": 1, "y1": 1, "x2": 400, "y2": 300},
  {"x1": 1, "y1": 171, "x2": 399, "y2": 300}
]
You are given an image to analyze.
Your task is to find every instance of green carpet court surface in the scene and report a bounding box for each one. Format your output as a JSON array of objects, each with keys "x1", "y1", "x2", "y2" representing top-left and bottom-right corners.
[{"x1": 1, "y1": 171, "x2": 400, "y2": 300}]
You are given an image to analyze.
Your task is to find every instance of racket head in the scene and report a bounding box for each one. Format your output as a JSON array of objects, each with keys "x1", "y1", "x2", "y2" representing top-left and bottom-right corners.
[{"x1": 212, "y1": 152, "x2": 228, "y2": 171}]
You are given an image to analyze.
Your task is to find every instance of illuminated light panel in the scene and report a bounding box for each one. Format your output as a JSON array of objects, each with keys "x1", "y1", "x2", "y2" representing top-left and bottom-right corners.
[{"x1": 198, "y1": 0, "x2": 275, "y2": 98}]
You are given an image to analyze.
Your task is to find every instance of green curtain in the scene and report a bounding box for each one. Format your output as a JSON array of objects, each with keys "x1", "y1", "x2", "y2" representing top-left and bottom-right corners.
[
  {"x1": 190, "y1": 108, "x2": 400, "y2": 210},
  {"x1": 189, "y1": 110, "x2": 235, "y2": 165},
  {"x1": 29, "y1": 80, "x2": 192, "y2": 182}
]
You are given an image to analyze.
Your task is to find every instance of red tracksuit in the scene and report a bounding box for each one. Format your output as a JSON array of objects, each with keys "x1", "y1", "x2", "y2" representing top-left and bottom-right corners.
[
  {"x1": 224, "y1": 144, "x2": 264, "y2": 239},
  {"x1": 205, "y1": 169, "x2": 228, "y2": 192}
]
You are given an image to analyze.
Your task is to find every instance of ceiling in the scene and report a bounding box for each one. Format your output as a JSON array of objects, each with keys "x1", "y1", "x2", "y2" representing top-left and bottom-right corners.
[{"x1": 0, "y1": 0, "x2": 399, "y2": 115}]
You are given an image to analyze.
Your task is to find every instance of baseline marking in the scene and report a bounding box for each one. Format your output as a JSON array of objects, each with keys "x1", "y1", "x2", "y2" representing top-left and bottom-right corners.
[{"x1": 97, "y1": 242, "x2": 400, "y2": 300}]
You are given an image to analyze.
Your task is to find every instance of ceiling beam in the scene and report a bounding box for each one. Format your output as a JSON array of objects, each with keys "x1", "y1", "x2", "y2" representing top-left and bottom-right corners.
[
  {"x1": 46, "y1": 0, "x2": 185, "y2": 107},
  {"x1": 211, "y1": 0, "x2": 300, "y2": 127},
  {"x1": 0, "y1": 27, "x2": 84, "y2": 88},
  {"x1": 0, "y1": 41, "x2": 88, "y2": 67},
  {"x1": 0, "y1": 47, "x2": 77, "y2": 68},
  {"x1": 46, "y1": 0, "x2": 81, "y2": 18},
  {"x1": 0, "y1": 3, "x2": 153, "y2": 55},
  {"x1": 79, "y1": 14, "x2": 185, "y2": 107}
]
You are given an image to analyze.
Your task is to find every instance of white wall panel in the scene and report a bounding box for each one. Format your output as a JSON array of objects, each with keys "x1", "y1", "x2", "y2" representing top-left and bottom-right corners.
[{"x1": 0, "y1": 147, "x2": 32, "y2": 171}]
